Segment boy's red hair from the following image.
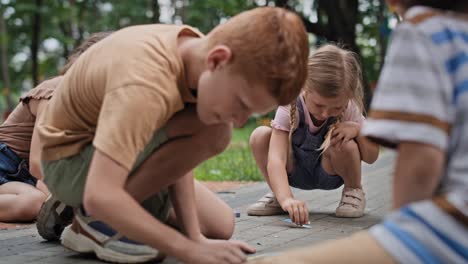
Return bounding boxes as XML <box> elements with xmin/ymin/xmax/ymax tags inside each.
<box><xmin>206</xmin><ymin>7</ymin><xmax>310</xmax><ymax>105</ymax></box>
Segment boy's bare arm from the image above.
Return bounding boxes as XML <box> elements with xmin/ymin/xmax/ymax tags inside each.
<box><xmin>393</xmin><ymin>142</ymin><xmax>445</xmax><ymax>209</ymax></box>
<box><xmin>83</xmin><ymin>149</ymin><xmax>194</xmax><ymax>258</ymax></box>
<box><xmin>169</xmin><ymin>171</ymin><xmax>203</xmax><ymax>241</ymax></box>
<box><xmin>84</xmin><ymin>149</ymin><xmax>255</xmax><ymax>263</ymax></box>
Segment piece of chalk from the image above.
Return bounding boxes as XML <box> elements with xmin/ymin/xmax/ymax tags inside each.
<box><xmin>282</xmin><ymin>218</ymin><xmax>311</xmax><ymax>228</ymax></box>
<box><xmin>235</xmin><ymin>212</ymin><xmax>241</xmax><ymax>218</ymax></box>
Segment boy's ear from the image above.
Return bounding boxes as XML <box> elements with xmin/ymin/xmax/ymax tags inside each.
<box><xmin>206</xmin><ymin>45</ymin><xmax>232</xmax><ymax>71</ymax></box>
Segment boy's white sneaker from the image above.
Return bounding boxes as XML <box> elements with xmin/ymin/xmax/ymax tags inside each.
<box><xmin>62</xmin><ymin>209</ymin><xmax>165</xmax><ymax>263</ymax></box>
<box><xmin>335</xmin><ymin>188</ymin><xmax>366</xmax><ymax>218</ymax></box>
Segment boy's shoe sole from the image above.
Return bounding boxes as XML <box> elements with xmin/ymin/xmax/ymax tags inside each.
<box><xmin>36</xmin><ymin>195</ymin><xmax>74</xmax><ymax>241</ymax></box>
<box><xmin>62</xmin><ymin>217</ymin><xmax>165</xmax><ymax>263</ymax></box>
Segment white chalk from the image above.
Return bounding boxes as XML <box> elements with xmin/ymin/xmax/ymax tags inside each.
<box><xmin>282</xmin><ymin>218</ymin><xmax>311</xmax><ymax>228</ymax></box>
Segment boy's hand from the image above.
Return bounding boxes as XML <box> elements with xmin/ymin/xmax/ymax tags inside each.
<box><xmin>182</xmin><ymin>239</ymin><xmax>256</xmax><ymax>264</ymax></box>
<box><xmin>331</xmin><ymin>121</ymin><xmax>360</xmax><ymax>147</ymax></box>
<box><xmin>280</xmin><ymin>198</ymin><xmax>309</xmax><ymax>225</ymax></box>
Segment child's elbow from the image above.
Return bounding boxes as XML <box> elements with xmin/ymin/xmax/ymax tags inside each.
<box><xmin>364</xmin><ymin>147</ymin><xmax>379</xmax><ymax>164</ymax></box>
<box><xmin>83</xmin><ymin>190</ymin><xmax>106</xmax><ymax>217</ymax></box>
<box><xmin>29</xmin><ymin>160</ymin><xmax>43</xmax><ymax>180</ymax></box>
<box><xmin>365</xmin><ymin>153</ymin><xmax>379</xmax><ymax>164</ymax></box>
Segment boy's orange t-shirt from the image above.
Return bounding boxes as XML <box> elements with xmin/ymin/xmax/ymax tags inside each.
<box><xmin>38</xmin><ymin>25</ymin><xmax>202</xmax><ymax>171</ymax></box>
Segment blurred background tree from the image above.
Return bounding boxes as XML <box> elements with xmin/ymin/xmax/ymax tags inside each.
<box><xmin>0</xmin><ymin>0</ymin><xmax>395</xmax><ymax>180</ymax></box>
<box><xmin>0</xmin><ymin>0</ymin><xmax>395</xmax><ymax>113</ymax></box>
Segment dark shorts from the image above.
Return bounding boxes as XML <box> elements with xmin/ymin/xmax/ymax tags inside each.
<box><xmin>0</xmin><ymin>143</ymin><xmax>37</xmax><ymax>187</ymax></box>
<box><xmin>42</xmin><ymin>128</ymin><xmax>171</xmax><ymax>222</ymax></box>
<box><xmin>288</xmin><ymin>160</ymin><xmax>344</xmax><ymax>191</ymax></box>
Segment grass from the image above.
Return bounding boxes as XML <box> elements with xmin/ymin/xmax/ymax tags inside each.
<box><xmin>194</xmin><ymin>120</ymin><xmax>265</xmax><ymax>182</ymax></box>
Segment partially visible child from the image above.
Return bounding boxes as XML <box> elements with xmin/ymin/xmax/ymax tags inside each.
<box><xmin>0</xmin><ymin>32</ymin><xmax>111</xmax><ymax>223</ymax></box>
<box><xmin>36</xmin><ymin>7</ymin><xmax>310</xmax><ymax>264</ymax></box>
<box><xmin>247</xmin><ymin>44</ymin><xmax>379</xmax><ymax>224</ymax></box>
<box><xmin>249</xmin><ymin>0</ymin><xmax>468</xmax><ymax>263</ymax></box>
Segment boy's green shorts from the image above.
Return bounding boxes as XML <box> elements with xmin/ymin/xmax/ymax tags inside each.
<box><xmin>42</xmin><ymin>128</ymin><xmax>171</xmax><ymax>222</ymax></box>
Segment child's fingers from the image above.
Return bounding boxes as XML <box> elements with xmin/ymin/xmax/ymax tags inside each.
<box><xmin>340</xmin><ymin>135</ymin><xmax>353</xmax><ymax>148</ymax></box>
<box><xmin>332</xmin><ymin>129</ymin><xmax>339</xmax><ymax>137</ymax></box>
<box><xmin>300</xmin><ymin>205</ymin><xmax>308</xmax><ymax>225</ymax></box>
<box><xmin>339</xmin><ymin>138</ymin><xmax>345</xmax><ymax>149</ymax></box>
<box><xmin>226</xmin><ymin>248</ymin><xmax>246</xmax><ymax>263</ymax></box>
<box><xmin>331</xmin><ymin>136</ymin><xmax>340</xmax><ymax>146</ymax></box>
<box><xmin>287</xmin><ymin>207</ymin><xmax>295</xmax><ymax>223</ymax></box>
<box><xmin>332</xmin><ymin>133</ymin><xmax>344</xmax><ymax>146</ymax></box>
<box><xmin>293</xmin><ymin>205</ymin><xmax>301</xmax><ymax>225</ymax></box>
<box><xmin>232</xmin><ymin>240</ymin><xmax>256</xmax><ymax>254</ymax></box>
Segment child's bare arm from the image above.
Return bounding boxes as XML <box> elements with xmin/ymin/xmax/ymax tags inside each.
<box><xmin>268</xmin><ymin>128</ymin><xmax>309</xmax><ymax>225</ymax></box>
<box><xmin>83</xmin><ymin>149</ymin><xmax>254</xmax><ymax>263</ymax></box>
<box><xmin>393</xmin><ymin>142</ymin><xmax>445</xmax><ymax>209</ymax></box>
<box><xmin>355</xmin><ymin>136</ymin><xmax>379</xmax><ymax>164</ymax></box>
<box><xmin>267</xmin><ymin>128</ymin><xmax>294</xmax><ymax>203</ymax></box>
<box><xmin>169</xmin><ymin>171</ymin><xmax>203</xmax><ymax>241</ymax></box>
<box><xmin>83</xmin><ymin>149</ymin><xmax>194</xmax><ymax>259</ymax></box>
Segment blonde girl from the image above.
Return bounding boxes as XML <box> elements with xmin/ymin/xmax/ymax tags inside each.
<box><xmin>247</xmin><ymin>44</ymin><xmax>379</xmax><ymax>225</ymax></box>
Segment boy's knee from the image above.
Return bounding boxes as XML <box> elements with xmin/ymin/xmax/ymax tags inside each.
<box><xmin>249</xmin><ymin>126</ymin><xmax>271</xmax><ymax>148</ymax></box>
<box><xmin>216</xmin><ymin>219</ymin><xmax>235</xmax><ymax>240</ymax></box>
<box><xmin>205</xmin><ymin>208</ymin><xmax>235</xmax><ymax>240</ymax></box>
<box><xmin>200</xmin><ymin>123</ymin><xmax>232</xmax><ymax>155</ymax></box>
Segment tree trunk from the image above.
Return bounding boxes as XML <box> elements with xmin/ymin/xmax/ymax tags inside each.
<box><xmin>377</xmin><ymin>0</ymin><xmax>388</xmax><ymax>71</ymax></box>
<box><xmin>274</xmin><ymin>0</ymin><xmax>289</xmax><ymax>7</ymax></box>
<box><xmin>151</xmin><ymin>0</ymin><xmax>160</xmax><ymax>23</ymax></box>
<box><xmin>0</xmin><ymin>11</ymin><xmax>14</xmax><ymax>113</ymax></box>
<box><xmin>31</xmin><ymin>0</ymin><xmax>43</xmax><ymax>86</ymax></box>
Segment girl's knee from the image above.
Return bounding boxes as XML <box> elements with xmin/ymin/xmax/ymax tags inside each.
<box><xmin>328</xmin><ymin>140</ymin><xmax>359</xmax><ymax>157</ymax></box>
<box><xmin>340</xmin><ymin>140</ymin><xmax>359</xmax><ymax>155</ymax></box>
<box><xmin>249</xmin><ymin>126</ymin><xmax>271</xmax><ymax>148</ymax></box>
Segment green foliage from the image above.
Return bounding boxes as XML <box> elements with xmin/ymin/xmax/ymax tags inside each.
<box><xmin>184</xmin><ymin>0</ymin><xmax>255</xmax><ymax>33</ymax></box>
<box><xmin>0</xmin><ymin>0</ymin><xmax>392</xmax><ymax>101</ymax></box>
<box><xmin>356</xmin><ymin>0</ymin><xmax>390</xmax><ymax>83</ymax></box>
<box><xmin>195</xmin><ymin>121</ymin><xmax>263</xmax><ymax>181</ymax></box>
<box><xmin>0</xmin><ymin>1</ymin><xmax>392</xmax><ymax>180</ymax></box>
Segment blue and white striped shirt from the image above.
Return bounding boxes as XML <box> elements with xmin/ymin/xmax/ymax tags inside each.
<box><xmin>363</xmin><ymin>6</ymin><xmax>468</xmax><ymax>264</ymax></box>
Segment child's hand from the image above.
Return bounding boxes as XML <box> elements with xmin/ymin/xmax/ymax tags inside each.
<box><xmin>280</xmin><ymin>198</ymin><xmax>309</xmax><ymax>225</ymax></box>
<box><xmin>331</xmin><ymin>121</ymin><xmax>360</xmax><ymax>147</ymax></box>
<box><xmin>183</xmin><ymin>238</ymin><xmax>256</xmax><ymax>264</ymax></box>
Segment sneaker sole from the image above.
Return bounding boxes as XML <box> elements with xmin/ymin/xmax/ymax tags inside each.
<box><xmin>62</xmin><ymin>226</ymin><xmax>159</xmax><ymax>264</ymax></box>
<box><xmin>36</xmin><ymin>195</ymin><xmax>74</xmax><ymax>241</ymax></box>
<box><xmin>247</xmin><ymin>208</ymin><xmax>287</xmax><ymax>216</ymax></box>
<box><xmin>335</xmin><ymin>210</ymin><xmax>365</xmax><ymax>218</ymax></box>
